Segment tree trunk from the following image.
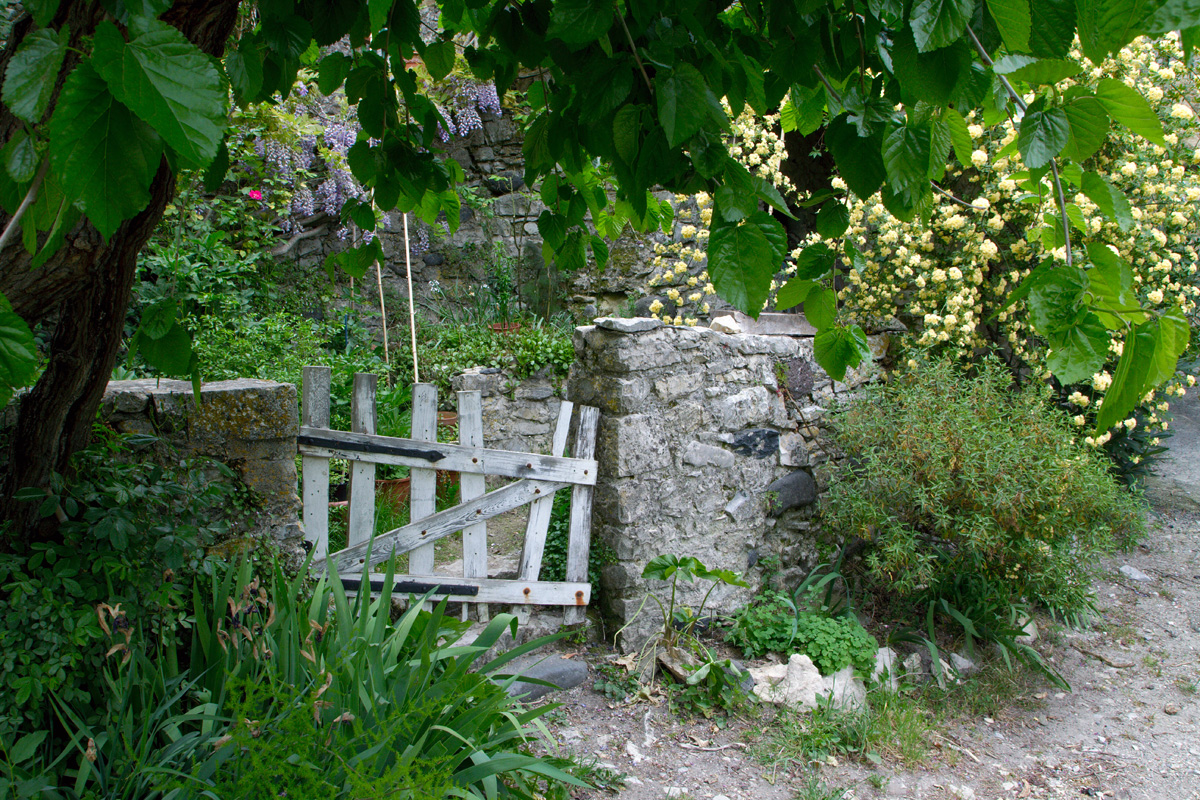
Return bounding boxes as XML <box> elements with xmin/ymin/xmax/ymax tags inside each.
<box><xmin>0</xmin><ymin>0</ymin><xmax>240</xmax><ymax>544</ymax></box>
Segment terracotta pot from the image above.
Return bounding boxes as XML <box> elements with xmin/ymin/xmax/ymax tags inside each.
<box><xmin>375</xmin><ymin>477</ymin><xmax>411</xmax><ymax>506</ymax></box>
<box><xmin>437</xmin><ymin>411</ymin><xmax>458</xmax><ymax>428</ymax></box>
<box><xmin>489</xmin><ymin>322</ymin><xmax>521</xmax><ymax>333</ymax></box>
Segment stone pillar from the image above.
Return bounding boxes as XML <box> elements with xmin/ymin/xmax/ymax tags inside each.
<box><xmin>566</xmin><ymin>317</ymin><xmax>885</xmax><ymax>647</ymax></box>
<box><xmin>101</xmin><ymin>378</ymin><xmax>303</xmax><ymax>564</ymax></box>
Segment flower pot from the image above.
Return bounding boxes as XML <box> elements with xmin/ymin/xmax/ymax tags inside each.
<box><xmin>375</xmin><ymin>477</ymin><xmax>412</xmax><ymax>507</ymax></box>
<box><xmin>437</xmin><ymin>411</ymin><xmax>458</xmax><ymax>428</ymax></box>
<box><xmin>489</xmin><ymin>322</ymin><xmax>521</xmax><ymax>333</ymax></box>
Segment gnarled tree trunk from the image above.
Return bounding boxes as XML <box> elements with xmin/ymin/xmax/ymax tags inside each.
<box><xmin>0</xmin><ymin>0</ymin><xmax>241</xmax><ymax>545</ymax></box>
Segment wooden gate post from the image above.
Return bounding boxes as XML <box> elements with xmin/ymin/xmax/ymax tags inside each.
<box><xmin>564</xmin><ymin>405</ymin><xmax>599</xmax><ymax>625</ymax></box>
<box><xmin>408</xmin><ymin>384</ymin><xmax>438</xmax><ymax>575</ymax></box>
<box><xmin>301</xmin><ymin>366</ymin><xmax>332</xmax><ymax>559</ymax></box>
<box><xmin>347</xmin><ymin>373</ymin><xmax>378</xmax><ymax>549</ymax></box>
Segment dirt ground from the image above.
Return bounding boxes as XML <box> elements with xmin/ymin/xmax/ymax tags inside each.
<box><xmin>536</xmin><ymin>394</ymin><xmax>1200</xmax><ymax>800</ymax></box>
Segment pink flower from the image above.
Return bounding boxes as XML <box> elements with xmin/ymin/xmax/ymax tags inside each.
<box><xmin>248</xmin><ymin>190</ymin><xmax>263</xmax><ymax>200</ymax></box>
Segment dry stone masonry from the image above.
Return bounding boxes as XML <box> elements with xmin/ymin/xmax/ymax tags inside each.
<box><xmin>101</xmin><ymin>379</ymin><xmax>304</xmax><ymax>563</ymax></box>
<box><xmin>566</xmin><ymin>316</ymin><xmax>888</xmax><ymax>646</ymax></box>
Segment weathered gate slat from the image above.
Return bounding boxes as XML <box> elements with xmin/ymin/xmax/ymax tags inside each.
<box><xmin>339</xmin><ymin>573</ymin><xmax>590</xmax><ymax>606</ymax></box>
<box><xmin>301</xmin><ymin>366</ymin><xmax>331</xmax><ymax>555</ymax></box>
<box><xmin>457</xmin><ymin>390</ymin><xmax>489</xmax><ymax>621</ymax></box>
<box><xmin>408</xmin><ymin>384</ymin><xmax>438</xmax><ymax>576</ymax></box>
<box><xmin>563</xmin><ymin>405</ymin><xmax>600</xmax><ymax>626</ymax></box>
<box><xmin>319</xmin><ymin>478</ymin><xmax>569</xmax><ymax>573</ymax></box>
<box><xmin>347</xmin><ymin>374</ymin><xmax>377</xmax><ymax>548</ymax></box>
<box><xmin>519</xmin><ymin>401</ymin><xmax>574</xmax><ymax>581</ymax></box>
<box><xmin>297</xmin><ymin>428</ymin><xmax>597</xmax><ymax>485</ymax></box>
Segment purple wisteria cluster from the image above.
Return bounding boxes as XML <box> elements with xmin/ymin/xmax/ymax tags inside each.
<box><xmin>433</xmin><ymin>78</ymin><xmax>502</xmax><ymax>141</ymax></box>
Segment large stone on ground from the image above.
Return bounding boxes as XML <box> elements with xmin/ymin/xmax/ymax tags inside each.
<box><xmin>748</xmin><ymin>653</ymin><xmax>866</xmax><ymax>711</ymax></box>
<box><xmin>500</xmin><ymin>653</ymin><xmax>589</xmax><ymax>701</ymax></box>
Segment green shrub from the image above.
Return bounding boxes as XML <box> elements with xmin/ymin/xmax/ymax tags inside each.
<box><xmin>726</xmin><ymin>591</ymin><xmax>878</xmax><ymax>676</ymax></box>
<box><xmin>540</xmin><ymin>491</ymin><xmax>615</xmax><ymax>589</ymax></box>
<box><xmin>1</xmin><ymin>429</ymin><xmax>248</xmax><ymax>739</ymax></box>
<box><xmin>823</xmin><ymin>353</ymin><xmax>1145</xmax><ymax>619</ymax></box>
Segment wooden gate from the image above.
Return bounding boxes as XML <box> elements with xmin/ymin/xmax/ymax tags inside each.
<box><xmin>299</xmin><ymin>366</ymin><xmax>598</xmax><ymax>624</ymax></box>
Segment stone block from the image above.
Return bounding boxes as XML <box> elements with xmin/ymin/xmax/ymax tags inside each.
<box><xmin>729</xmin><ymin>311</ymin><xmax>818</xmax><ymax>337</ymax></box>
<box><xmin>779</xmin><ymin>433</ymin><xmax>810</xmax><ymax>467</ymax></box>
<box><xmin>682</xmin><ymin>441</ymin><xmax>735</xmax><ymax>469</ymax></box>
<box><xmin>714</xmin><ymin>386</ymin><xmax>771</xmax><ymax>430</ymax></box>
<box><xmin>653</xmin><ymin>371</ymin><xmax>705</xmax><ymax>400</ymax></box>
<box><xmin>600</xmin><ymin>415</ymin><xmax>670</xmax><ymax>478</ymax></box>
<box><xmin>766</xmin><ymin>471</ymin><xmax>817</xmax><ymax>515</ymax></box>
<box><xmin>594</xmin><ymin>316</ymin><xmax>663</xmax><ymax>333</ymax></box>
<box><xmin>730</xmin><ymin>428</ymin><xmax>780</xmax><ymax>458</ymax></box>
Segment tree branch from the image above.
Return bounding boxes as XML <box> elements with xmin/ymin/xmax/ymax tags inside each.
<box><xmin>0</xmin><ymin>157</ymin><xmax>49</xmax><ymax>254</ymax></box>
<box><xmin>272</xmin><ymin>223</ymin><xmax>330</xmax><ymax>256</ymax></box>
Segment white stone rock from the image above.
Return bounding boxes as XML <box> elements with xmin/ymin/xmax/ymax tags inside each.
<box><xmin>663</xmin><ymin>788</ymin><xmax>688</xmax><ymax>798</ymax></box>
<box><xmin>625</xmin><ymin>741</ymin><xmax>644</xmax><ymax>764</ymax></box>
<box><xmin>595</xmin><ymin>316</ymin><xmax>663</xmax><ymax>333</ymax></box>
<box><xmin>948</xmin><ymin>785</ymin><xmax>976</xmax><ymax>800</ymax></box>
<box><xmin>783</xmin><ymin>653</ymin><xmax>827</xmax><ymax>708</ymax></box>
<box><xmin>1016</xmin><ymin>616</ymin><xmax>1038</xmax><ymax>645</ymax></box>
<box><xmin>824</xmin><ymin>665</ymin><xmax>867</xmax><ymax>711</ymax></box>
<box><xmin>949</xmin><ymin>652</ymin><xmax>979</xmax><ymax>677</ymax></box>
<box><xmin>872</xmin><ymin>647</ymin><xmax>900</xmax><ymax>692</ymax></box>
<box><xmin>710</xmin><ymin>315</ymin><xmax>742</xmax><ymax>334</ymax></box>
<box><xmin>1119</xmin><ymin>564</ymin><xmax>1153</xmax><ymax>582</ymax></box>
<box><xmin>902</xmin><ymin>652</ymin><xmax>926</xmax><ymax>682</ymax></box>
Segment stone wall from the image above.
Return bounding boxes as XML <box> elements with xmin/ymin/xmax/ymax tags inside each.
<box><xmin>101</xmin><ymin>379</ymin><xmax>304</xmax><ymax>564</ymax></box>
<box><xmin>566</xmin><ymin>316</ymin><xmax>888</xmax><ymax>646</ymax></box>
<box><xmin>451</xmin><ymin>367</ymin><xmax>565</xmax><ymax>455</ymax></box>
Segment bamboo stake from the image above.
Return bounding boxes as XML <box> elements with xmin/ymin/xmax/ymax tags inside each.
<box><xmin>374</xmin><ymin>258</ymin><xmax>390</xmax><ymax>371</ymax></box>
<box><xmin>402</xmin><ymin>212</ymin><xmax>420</xmax><ymax>384</ymax></box>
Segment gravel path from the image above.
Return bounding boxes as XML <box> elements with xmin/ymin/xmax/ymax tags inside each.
<box><xmin>541</xmin><ymin>393</ymin><xmax>1200</xmax><ymax>800</ymax></box>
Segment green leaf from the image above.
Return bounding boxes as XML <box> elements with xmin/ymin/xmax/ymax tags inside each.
<box><xmin>318</xmin><ymin>52</ymin><xmax>352</xmax><ymax>95</ymax></box>
<box><xmin>48</xmin><ymin>62</ymin><xmax>164</xmax><ymax>241</ymax></box>
<box><xmin>10</xmin><ymin>730</ymin><xmax>47</xmax><ymax>764</ymax></box>
<box><xmin>326</xmin><ymin>239</ymin><xmax>382</xmax><ymax>280</ymax></box>
<box><xmin>910</xmin><ymin>0</ymin><xmax>976</xmax><ymax>52</ymax></box>
<box><xmin>141</xmin><ymin>298</ymin><xmax>177</xmax><ymax>339</ymax></box>
<box><xmin>1086</xmin><ymin>243</ymin><xmax>1143</xmax><ymax>328</ymax></box>
<box><xmin>1046</xmin><ymin>311</ymin><xmax>1108</xmax><ymax>383</ymax></box>
<box><xmin>891</xmin><ymin>29</ymin><xmax>970</xmax><ymax>107</ymax></box>
<box><xmin>656</xmin><ymin>63</ymin><xmax>726</xmax><ymax>148</ymax></box>
<box><xmin>1080</xmin><ymin>171</ymin><xmax>1132</xmax><ymax>231</ymax></box>
<box><xmin>537</xmin><ymin>210</ymin><xmax>567</xmax><ymax>249</ymax></box>
<box><xmin>1094</xmin><ymin>78</ymin><xmax>1164</xmax><ymax>144</ymax></box>
<box><xmin>590</xmin><ymin>235</ymin><xmax>609</xmax><ymax>269</ymax></box>
<box><xmin>1027</xmin><ymin>266</ymin><xmax>1087</xmax><ymax>333</ymax></box>
<box><xmin>225</xmin><ymin>42</ymin><xmax>263</xmax><ymax>106</ymax></box>
<box><xmin>1017</xmin><ymin>99</ymin><xmax>1069</xmax><ymax>169</ymax></box>
<box><xmin>138</xmin><ymin>321</ymin><xmax>193</xmax><ymax>376</ymax></box>
<box><xmin>813</xmin><ymin>324</ymin><xmax>872</xmax><ymax>382</ymax></box>
<box><xmin>1096</xmin><ymin>311</ymin><xmax>1189</xmax><ymax>431</ymax></box>
<box><xmin>986</xmin><ymin>0</ymin><xmax>1032</xmax><ymax>50</ymax></box>
<box><xmin>789</xmin><ymin>84</ymin><xmax>827</xmax><ymax>136</ymax></box>
<box><xmin>423</xmin><ymin>40</ymin><xmax>456</xmax><ymax>82</ymax></box>
<box><xmin>826</xmin><ymin>115</ymin><xmax>887</xmax><ymax>199</ymax></box>
<box><xmin>1028</xmin><ymin>0</ymin><xmax>1077</xmax><ymax>57</ymax></box>
<box><xmin>815</xmin><ymin>200</ymin><xmax>850</xmax><ymax>238</ymax></box>
<box><xmin>1076</xmin><ymin>0</ymin><xmax>1158</xmax><ymax>63</ymax></box>
<box><xmin>203</xmin><ymin>139</ymin><xmax>229</xmax><ymax>192</ymax></box>
<box><xmin>1061</xmin><ymin>96</ymin><xmax>1110</xmax><ymax>162</ymax></box>
<box><xmin>708</xmin><ymin>211</ymin><xmax>786</xmax><ymax>317</ymax></box>
<box><xmin>3</xmin><ymin>130</ymin><xmax>39</xmax><ymax>183</ymax></box>
<box><xmin>1008</xmin><ymin>59</ymin><xmax>1080</xmax><ymax>84</ymax></box>
<box><xmin>883</xmin><ymin>121</ymin><xmax>932</xmax><ymax>189</ymax></box>
<box><xmin>3</xmin><ymin>27</ymin><xmax>67</xmax><ymax>124</ymax></box>
<box><xmin>776</xmin><ymin>279</ymin><xmax>817</xmax><ymax>311</ymax></box>
<box><xmin>612</xmin><ymin>104</ymin><xmax>641</xmax><ymax>165</ymax></box>
<box><xmin>546</xmin><ymin>0</ymin><xmax>614</xmax><ymax>45</ymax></box>
<box><xmin>25</xmin><ymin>0</ymin><xmax>60</xmax><ymax>27</ymax></box>
<box><xmin>91</xmin><ymin>19</ymin><xmax>226</xmax><ymax>168</ymax></box>
<box><xmin>943</xmin><ymin>109</ymin><xmax>974</xmax><ymax>168</ymax></box>
<box><xmin>0</xmin><ymin>294</ymin><xmax>37</xmax><ymax>390</ymax></box>
<box><xmin>805</xmin><ymin>285</ymin><xmax>837</xmax><ymax>330</ymax></box>
<box><xmin>1143</xmin><ymin>0</ymin><xmax>1200</xmax><ymax>34</ymax></box>
<box><xmin>793</xmin><ymin>242</ymin><xmax>837</xmax><ymax>280</ymax></box>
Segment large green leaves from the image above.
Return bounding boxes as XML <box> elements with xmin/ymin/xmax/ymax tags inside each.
<box><xmin>91</xmin><ymin>19</ymin><xmax>225</xmax><ymax>168</ymax></box>
<box><xmin>1076</xmin><ymin>0</ymin><xmax>1158</xmax><ymax>64</ymax></box>
<box><xmin>1096</xmin><ymin>310</ymin><xmax>1190</xmax><ymax>432</ymax></box>
<box><xmin>1080</xmin><ymin>171</ymin><xmax>1133</xmax><ymax>230</ymax></box>
<box><xmin>1094</xmin><ymin>78</ymin><xmax>1164</xmax><ymax>144</ymax></box>
<box><xmin>883</xmin><ymin>121</ymin><xmax>933</xmax><ymax>189</ymax></box>
<box><xmin>814</xmin><ymin>324</ymin><xmax>873</xmax><ymax>382</ymax></box>
<box><xmin>3</xmin><ymin>27</ymin><xmax>67</xmax><ymax>124</ymax></box>
<box><xmin>48</xmin><ymin>62</ymin><xmax>163</xmax><ymax>241</ymax></box>
<box><xmin>546</xmin><ymin>0</ymin><xmax>614</xmax><ymax>44</ymax></box>
<box><xmin>1062</xmin><ymin>96</ymin><xmax>1110</xmax><ymax>161</ymax></box>
<box><xmin>656</xmin><ymin>64</ymin><xmax>727</xmax><ymax>148</ymax></box>
<box><xmin>708</xmin><ymin>211</ymin><xmax>787</xmax><ymax>316</ymax></box>
<box><xmin>910</xmin><ymin>0</ymin><xmax>976</xmax><ymax>51</ymax></box>
<box><xmin>1017</xmin><ymin>99</ymin><xmax>1069</xmax><ymax>169</ymax></box>
<box><xmin>1046</xmin><ymin>311</ymin><xmax>1108</xmax><ymax>383</ymax></box>
<box><xmin>0</xmin><ymin>293</ymin><xmax>37</xmax><ymax>405</ymax></box>
<box><xmin>987</xmin><ymin>0</ymin><xmax>1032</xmax><ymax>50</ymax></box>
<box><xmin>826</xmin><ymin>115</ymin><xmax>886</xmax><ymax>199</ymax></box>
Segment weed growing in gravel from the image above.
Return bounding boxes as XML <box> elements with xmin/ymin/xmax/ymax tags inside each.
<box><xmin>750</xmin><ymin>688</ymin><xmax>933</xmax><ymax>773</ymax></box>
<box><xmin>792</xmin><ymin>774</ymin><xmax>848</xmax><ymax>800</ymax></box>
